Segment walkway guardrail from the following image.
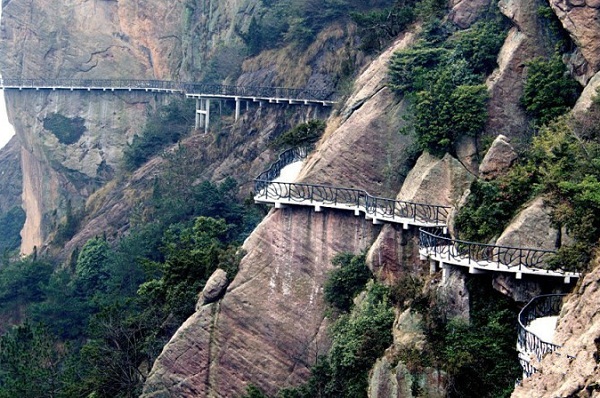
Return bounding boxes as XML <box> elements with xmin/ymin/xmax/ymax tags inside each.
<box><xmin>517</xmin><ymin>294</ymin><xmax>574</xmax><ymax>378</ymax></box>
<box><xmin>419</xmin><ymin>229</ymin><xmax>556</xmax><ymax>271</ymax></box>
<box><xmin>253</xmin><ymin>147</ymin><xmax>451</xmax><ymax>227</ymax></box>
<box><xmin>517</xmin><ymin>294</ymin><xmax>564</xmax><ymax>363</ymax></box>
<box><xmin>0</xmin><ymin>78</ymin><xmax>336</xmax><ymax>102</ymax></box>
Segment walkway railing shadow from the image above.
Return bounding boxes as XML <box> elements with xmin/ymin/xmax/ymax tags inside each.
<box><xmin>253</xmin><ymin>147</ymin><xmax>451</xmax><ymax>227</ymax></box>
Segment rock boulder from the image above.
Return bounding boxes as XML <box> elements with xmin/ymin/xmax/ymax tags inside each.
<box><xmin>479</xmin><ymin>134</ymin><xmax>518</xmax><ymax>180</ymax></box>
<box><xmin>199</xmin><ymin>268</ymin><xmax>228</xmax><ymax>307</ymax></box>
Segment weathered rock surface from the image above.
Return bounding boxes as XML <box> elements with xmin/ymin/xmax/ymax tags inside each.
<box><xmin>0</xmin><ymin>137</ymin><xmax>22</xmax><ymax>213</ymax></box>
<box><xmin>495</xmin><ymin>196</ymin><xmax>561</xmax><ymax>250</ymax></box>
<box><xmin>479</xmin><ymin>134</ymin><xmax>518</xmax><ymax>180</ymax></box>
<box><xmin>550</xmin><ymin>0</ymin><xmax>600</xmax><ymax>82</ymax></box>
<box><xmin>142</xmin><ymin>207</ymin><xmax>380</xmax><ymax>397</ymax></box>
<box><xmin>512</xmin><ymin>254</ymin><xmax>600</xmax><ymax>397</ymax></box>
<box><xmin>367</xmin><ymin>225</ymin><xmax>421</xmax><ymax>283</ymax></box>
<box><xmin>573</xmin><ymin>70</ymin><xmax>600</xmax><ymax>113</ymax></box>
<box><xmin>449</xmin><ymin>0</ymin><xmax>492</xmax><ymax>28</ymax></box>
<box><xmin>199</xmin><ymin>269</ymin><xmax>228</xmax><ymax>306</ymax></box>
<box><xmin>394</xmin><ymin>309</ymin><xmax>427</xmax><ymax>351</ymax></box>
<box><xmin>487</xmin><ymin>0</ymin><xmax>557</xmax><ymax>142</ymax></box>
<box><xmin>368</xmin><ymin>357</ymin><xmax>446</xmax><ymax>398</ymax></box>
<box><xmin>299</xmin><ymin>33</ymin><xmax>416</xmax><ymax>198</ymax></box>
<box><xmin>398</xmin><ymin>152</ymin><xmax>475</xmax><ymax>208</ymax></box>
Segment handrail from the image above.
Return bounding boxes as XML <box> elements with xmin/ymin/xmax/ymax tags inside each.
<box><xmin>0</xmin><ymin>78</ymin><xmax>336</xmax><ymax>102</ymax></box>
<box><xmin>517</xmin><ymin>294</ymin><xmax>564</xmax><ymax>363</ymax></box>
<box><xmin>419</xmin><ymin>229</ymin><xmax>558</xmax><ymax>271</ymax></box>
<box><xmin>253</xmin><ymin>147</ymin><xmax>452</xmax><ymax>226</ymax></box>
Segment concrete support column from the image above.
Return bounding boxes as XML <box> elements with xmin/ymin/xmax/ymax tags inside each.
<box><xmin>235</xmin><ymin>97</ymin><xmax>241</xmax><ymax>121</ymax></box>
<box><xmin>429</xmin><ymin>259</ymin><xmax>437</xmax><ymax>275</ymax></box>
<box><xmin>441</xmin><ymin>263</ymin><xmax>449</xmax><ymax>283</ymax></box>
<box><xmin>195</xmin><ymin>98</ymin><xmax>211</xmax><ymax>133</ymax></box>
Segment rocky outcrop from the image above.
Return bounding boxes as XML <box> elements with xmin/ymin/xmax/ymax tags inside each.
<box><xmin>397</xmin><ymin>152</ymin><xmax>475</xmax><ymax>208</ymax></box>
<box><xmin>142</xmin><ymin>207</ymin><xmax>380</xmax><ymax>397</ymax></box>
<box><xmin>512</xmin><ymin>254</ymin><xmax>600</xmax><ymax>397</ymax></box>
<box><xmin>486</xmin><ymin>0</ymin><xmax>558</xmax><ymax>142</ymax></box>
<box><xmin>550</xmin><ymin>0</ymin><xmax>600</xmax><ymax>82</ymax></box>
<box><xmin>573</xmin><ymin>70</ymin><xmax>600</xmax><ymax>112</ymax></box>
<box><xmin>449</xmin><ymin>0</ymin><xmax>492</xmax><ymax>28</ymax></box>
<box><xmin>368</xmin><ymin>357</ymin><xmax>446</xmax><ymax>398</ymax></box>
<box><xmin>298</xmin><ymin>33</ymin><xmax>416</xmax><ymax>198</ymax></box>
<box><xmin>479</xmin><ymin>134</ymin><xmax>518</xmax><ymax>180</ymax></box>
<box><xmin>199</xmin><ymin>268</ymin><xmax>228</xmax><ymax>306</ymax></box>
<box><xmin>367</xmin><ymin>225</ymin><xmax>421</xmax><ymax>283</ymax></box>
<box><xmin>495</xmin><ymin>196</ymin><xmax>562</xmax><ymax>250</ymax></box>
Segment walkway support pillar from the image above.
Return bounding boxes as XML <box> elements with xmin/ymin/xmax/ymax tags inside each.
<box><xmin>195</xmin><ymin>97</ymin><xmax>211</xmax><ymax>133</ymax></box>
<box><xmin>235</xmin><ymin>97</ymin><xmax>241</xmax><ymax>121</ymax></box>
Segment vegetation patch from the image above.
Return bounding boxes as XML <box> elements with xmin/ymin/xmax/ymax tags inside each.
<box><xmin>270</xmin><ymin>120</ymin><xmax>326</xmax><ymax>150</ymax></box>
<box><xmin>43</xmin><ymin>113</ymin><xmax>86</xmax><ymax>145</ymax></box>
<box><xmin>389</xmin><ymin>16</ymin><xmax>508</xmax><ymax>155</ymax></box>
<box><xmin>0</xmin><ymin>206</ymin><xmax>25</xmax><ymax>259</ymax></box>
<box><xmin>123</xmin><ymin>99</ymin><xmax>194</xmax><ymax>171</ymax></box>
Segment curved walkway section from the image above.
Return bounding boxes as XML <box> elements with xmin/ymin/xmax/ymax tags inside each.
<box><xmin>0</xmin><ymin>78</ymin><xmax>336</xmax><ymax>105</ymax></box>
<box><xmin>517</xmin><ymin>294</ymin><xmax>572</xmax><ymax>378</ymax></box>
<box><xmin>419</xmin><ymin>229</ymin><xmax>580</xmax><ymax>283</ymax></box>
<box><xmin>253</xmin><ymin>147</ymin><xmax>451</xmax><ymax>228</ymax></box>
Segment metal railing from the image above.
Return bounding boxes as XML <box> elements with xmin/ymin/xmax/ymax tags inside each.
<box><xmin>517</xmin><ymin>294</ymin><xmax>564</xmax><ymax>363</ymax></box>
<box><xmin>0</xmin><ymin>78</ymin><xmax>336</xmax><ymax>102</ymax></box>
<box><xmin>253</xmin><ymin>147</ymin><xmax>451</xmax><ymax>226</ymax></box>
<box><xmin>419</xmin><ymin>229</ymin><xmax>557</xmax><ymax>271</ymax></box>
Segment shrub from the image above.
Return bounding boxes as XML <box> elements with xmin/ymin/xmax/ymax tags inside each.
<box><xmin>323</xmin><ymin>253</ymin><xmax>371</xmax><ymax>312</ymax></box>
<box><xmin>270</xmin><ymin>120</ymin><xmax>326</xmax><ymax>150</ymax></box>
<box><xmin>522</xmin><ymin>56</ymin><xmax>581</xmax><ymax>125</ymax></box>
<box><xmin>43</xmin><ymin>113</ymin><xmax>86</xmax><ymax>145</ymax></box>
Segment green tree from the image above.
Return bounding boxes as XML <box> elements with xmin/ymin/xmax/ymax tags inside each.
<box><xmin>323</xmin><ymin>253</ymin><xmax>371</xmax><ymax>312</ymax></box>
<box><xmin>0</xmin><ymin>322</ymin><xmax>71</xmax><ymax>398</ymax></box>
<box><xmin>522</xmin><ymin>56</ymin><xmax>581</xmax><ymax>125</ymax></box>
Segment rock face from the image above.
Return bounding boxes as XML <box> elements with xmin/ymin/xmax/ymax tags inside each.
<box><xmin>512</xmin><ymin>255</ymin><xmax>600</xmax><ymax>397</ymax></box>
<box><xmin>550</xmin><ymin>0</ymin><xmax>600</xmax><ymax>82</ymax></box>
<box><xmin>449</xmin><ymin>0</ymin><xmax>492</xmax><ymax>28</ymax></box>
<box><xmin>142</xmin><ymin>207</ymin><xmax>380</xmax><ymax>397</ymax></box>
<box><xmin>368</xmin><ymin>357</ymin><xmax>446</xmax><ymax>398</ymax></box>
<box><xmin>299</xmin><ymin>33</ymin><xmax>416</xmax><ymax>198</ymax></box>
<box><xmin>495</xmin><ymin>196</ymin><xmax>561</xmax><ymax>250</ymax></box>
<box><xmin>199</xmin><ymin>269</ymin><xmax>228</xmax><ymax>306</ymax></box>
<box><xmin>479</xmin><ymin>134</ymin><xmax>518</xmax><ymax>180</ymax></box>
<box><xmin>486</xmin><ymin>0</ymin><xmax>556</xmax><ymax>142</ymax></box>
<box><xmin>397</xmin><ymin>152</ymin><xmax>475</xmax><ymax>208</ymax></box>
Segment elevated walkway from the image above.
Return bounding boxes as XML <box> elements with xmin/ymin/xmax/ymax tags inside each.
<box><xmin>419</xmin><ymin>229</ymin><xmax>579</xmax><ymax>283</ymax></box>
<box><xmin>0</xmin><ymin>78</ymin><xmax>336</xmax><ymax>132</ymax></box>
<box><xmin>517</xmin><ymin>294</ymin><xmax>574</xmax><ymax>379</ymax></box>
<box><xmin>253</xmin><ymin>147</ymin><xmax>451</xmax><ymax>228</ymax></box>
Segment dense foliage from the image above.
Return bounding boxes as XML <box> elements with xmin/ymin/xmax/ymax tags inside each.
<box><xmin>43</xmin><ymin>113</ymin><xmax>87</xmax><ymax>145</ymax></box>
<box><xmin>389</xmin><ymin>17</ymin><xmax>508</xmax><ymax>155</ymax></box>
<box><xmin>123</xmin><ymin>99</ymin><xmax>194</xmax><ymax>171</ymax></box>
<box><xmin>270</xmin><ymin>120</ymin><xmax>326</xmax><ymax>150</ymax></box>
<box><xmin>280</xmin><ymin>278</ymin><xmax>394</xmax><ymax>398</ymax></box>
<box><xmin>521</xmin><ymin>56</ymin><xmax>581</xmax><ymax>125</ymax></box>
<box><xmin>323</xmin><ymin>253</ymin><xmax>371</xmax><ymax>312</ymax></box>
<box><xmin>0</xmin><ymin>206</ymin><xmax>25</xmax><ymax>257</ymax></box>
<box><xmin>0</xmin><ymin>147</ymin><xmax>262</xmax><ymax>397</ymax></box>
